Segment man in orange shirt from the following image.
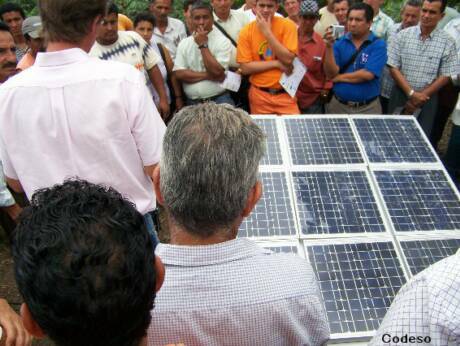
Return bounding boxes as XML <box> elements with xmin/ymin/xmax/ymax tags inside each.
<box><xmin>237</xmin><ymin>0</ymin><xmax>299</xmax><ymax>115</ymax></box>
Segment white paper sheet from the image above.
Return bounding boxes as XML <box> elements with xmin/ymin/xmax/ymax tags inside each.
<box><xmin>220</xmin><ymin>71</ymin><xmax>242</xmax><ymax>92</ymax></box>
<box><xmin>279</xmin><ymin>58</ymin><xmax>307</xmax><ymax>98</ymax></box>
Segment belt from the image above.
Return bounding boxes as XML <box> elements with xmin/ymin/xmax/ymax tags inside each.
<box><xmin>254</xmin><ymin>86</ymin><xmax>287</xmax><ymax>95</ymax></box>
<box><xmin>194</xmin><ymin>91</ymin><xmax>228</xmax><ymax>103</ymax></box>
<box><xmin>336</xmin><ymin>96</ymin><xmax>378</xmax><ymax>107</ymax></box>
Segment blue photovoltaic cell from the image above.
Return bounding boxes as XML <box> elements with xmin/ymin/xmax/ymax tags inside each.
<box><xmin>264</xmin><ymin>245</ymin><xmax>298</xmax><ymax>254</ymax></box>
<box><xmin>239</xmin><ymin>172</ymin><xmax>296</xmax><ymax>238</ymax></box>
<box><xmin>354</xmin><ymin>118</ymin><xmax>437</xmax><ymax>163</ymax></box>
<box><xmin>285</xmin><ymin>118</ymin><xmax>364</xmax><ymax>165</ymax></box>
<box><xmin>253</xmin><ymin>118</ymin><xmax>283</xmax><ymax>165</ymax></box>
<box><xmin>292</xmin><ymin>171</ymin><xmax>385</xmax><ymax>234</ymax></box>
<box><xmin>307</xmin><ymin>242</ymin><xmax>406</xmax><ymax>334</ymax></box>
<box><xmin>375</xmin><ymin>170</ymin><xmax>460</xmax><ymax>232</ymax></box>
<box><xmin>401</xmin><ymin>239</ymin><xmax>460</xmax><ymax>275</ymax></box>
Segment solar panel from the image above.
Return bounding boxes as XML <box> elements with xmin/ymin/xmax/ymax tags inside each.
<box><xmin>354</xmin><ymin>118</ymin><xmax>437</xmax><ymax>164</ymax></box>
<box><xmin>265</xmin><ymin>245</ymin><xmax>298</xmax><ymax>254</ymax></box>
<box><xmin>401</xmin><ymin>239</ymin><xmax>460</xmax><ymax>275</ymax></box>
<box><xmin>285</xmin><ymin>118</ymin><xmax>364</xmax><ymax>165</ymax></box>
<box><xmin>292</xmin><ymin>171</ymin><xmax>385</xmax><ymax>235</ymax></box>
<box><xmin>253</xmin><ymin>118</ymin><xmax>283</xmax><ymax>166</ymax></box>
<box><xmin>306</xmin><ymin>242</ymin><xmax>406</xmax><ymax>334</ymax></box>
<box><xmin>239</xmin><ymin>171</ymin><xmax>296</xmax><ymax>238</ymax></box>
<box><xmin>375</xmin><ymin>170</ymin><xmax>460</xmax><ymax>232</ymax></box>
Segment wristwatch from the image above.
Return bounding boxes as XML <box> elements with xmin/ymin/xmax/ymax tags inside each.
<box><xmin>198</xmin><ymin>43</ymin><xmax>208</xmax><ymax>49</ymax></box>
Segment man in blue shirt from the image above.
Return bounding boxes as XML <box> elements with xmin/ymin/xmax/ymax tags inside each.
<box><xmin>324</xmin><ymin>2</ymin><xmax>387</xmax><ymax>114</ymax></box>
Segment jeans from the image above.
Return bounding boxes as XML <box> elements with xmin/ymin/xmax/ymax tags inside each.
<box><xmin>144</xmin><ymin>213</ymin><xmax>159</xmax><ymax>248</ymax></box>
<box><xmin>187</xmin><ymin>92</ymin><xmax>235</xmax><ymax>106</ymax></box>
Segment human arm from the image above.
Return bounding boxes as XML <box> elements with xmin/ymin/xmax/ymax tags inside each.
<box><xmin>194</xmin><ymin>27</ymin><xmax>226</xmax><ymax>81</ymax></box>
<box><xmin>147</xmin><ymin>66</ymin><xmax>170</xmax><ymax>120</ymax></box>
<box><xmin>239</xmin><ymin>60</ymin><xmax>291</xmax><ymax>75</ymax></box>
<box><xmin>161</xmin><ymin>45</ymin><xmax>184</xmax><ymax>111</ymax></box>
<box><xmin>333</xmin><ymin>70</ymin><xmax>375</xmax><ymax>83</ymax></box>
<box><xmin>0</xmin><ymin>299</ymin><xmax>32</xmax><ymax>346</ymax></box>
<box><xmin>255</xmin><ymin>13</ymin><xmax>295</xmax><ymax>66</ymax></box>
<box><xmin>323</xmin><ymin>29</ymin><xmax>340</xmax><ymax>79</ymax></box>
<box><xmin>174</xmin><ymin>70</ymin><xmax>210</xmax><ymax>83</ymax></box>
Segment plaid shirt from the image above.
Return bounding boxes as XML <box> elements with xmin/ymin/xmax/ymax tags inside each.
<box><xmin>388</xmin><ymin>25</ymin><xmax>459</xmax><ymax>91</ymax></box>
<box><xmin>371</xmin><ymin>10</ymin><xmax>394</xmax><ymax>41</ymax></box>
<box><xmin>369</xmin><ymin>250</ymin><xmax>460</xmax><ymax>346</ymax></box>
<box><xmin>147</xmin><ymin>238</ymin><xmax>330</xmax><ymax>345</ymax></box>
<box><xmin>381</xmin><ymin>23</ymin><xmax>403</xmax><ymax>98</ymax></box>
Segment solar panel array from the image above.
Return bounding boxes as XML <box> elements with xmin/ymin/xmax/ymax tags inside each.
<box><xmin>238</xmin><ymin>115</ymin><xmax>460</xmax><ymax>342</ymax></box>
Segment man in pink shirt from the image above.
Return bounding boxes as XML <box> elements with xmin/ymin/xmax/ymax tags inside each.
<box><xmin>296</xmin><ymin>0</ymin><xmax>332</xmax><ymax>113</ymax></box>
<box><xmin>0</xmin><ymin>0</ymin><xmax>166</xmax><ymax>245</ymax></box>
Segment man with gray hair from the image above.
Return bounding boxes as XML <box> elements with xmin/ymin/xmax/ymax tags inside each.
<box><xmin>148</xmin><ymin>103</ymin><xmax>330</xmax><ymax>345</ymax></box>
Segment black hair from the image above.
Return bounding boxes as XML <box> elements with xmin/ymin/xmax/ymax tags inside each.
<box><xmin>183</xmin><ymin>0</ymin><xmax>197</xmax><ymax>11</ymax></box>
<box><xmin>426</xmin><ymin>0</ymin><xmax>447</xmax><ymax>13</ymax></box>
<box><xmin>0</xmin><ymin>3</ymin><xmax>26</xmax><ymax>21</ymax></box>
<box><xmin>134</xmin><ymin>12</ymin><xmax>156</xmax><ymax>28</ymax></box>
<box><xmin>12</xmin><ymin>179</ymin><xmax>156</xmax><ymax>346</ymax></box>
<box><xmin>191</xmin><ymin>1</ymin><xmax>213</xmax><ymax>14</ymax></box>
<box><xmin>107</xmin><ymin>1</ymin><xmax>119</xmax><ymax>15</ymax></box>
<box><xmin>347</xmin><ymin>2</ymin><xmax>374</xmax><ymax>22</ymax></box>
<box><xmin>0</xmin><ymin>21</ymin><xmax>11</xmax><ymax>32</ymax></box>
<box><xmin>334</xmin><ymin>0</ymin><xmax>352</xmax><ymax>5</ymax></box>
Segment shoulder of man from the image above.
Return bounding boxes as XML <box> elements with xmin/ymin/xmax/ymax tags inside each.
<box><xmin>168</xmin><ymin>16</ymin><xmax>186</xmax><ymax>31</ymax></box>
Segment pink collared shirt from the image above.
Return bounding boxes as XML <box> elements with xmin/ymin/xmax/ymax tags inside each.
<box><xmin>0</xmin><ymin>48</ymin><xmax>166</xmax><ymax>214</ymax></box>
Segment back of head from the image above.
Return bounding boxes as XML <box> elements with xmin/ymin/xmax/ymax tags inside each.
<box><xmin>12</xmin><ymin>179</ymin><xmax>156</xmax><ymax>346</ymax></box>
<box><xmin>38</xmin><ymin>0</ymin><xmax>107</xmax><ymax>44</ymax></box>
<box><xmin>160</xmin><ymin>103</ymin><xmax>265</xmax><ymax>237</ymax></box>
<box><xmin>0</xmin><ymin>2</ymin><xmax>26</xmax><ymax>20</ymax></box>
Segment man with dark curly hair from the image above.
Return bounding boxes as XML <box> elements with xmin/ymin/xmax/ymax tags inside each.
<box><xmin>12</xmin><ymin>179</ymin><xmax>165</xmax><ymax>346</ymax></box>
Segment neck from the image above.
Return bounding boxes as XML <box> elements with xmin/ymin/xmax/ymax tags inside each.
<box><xmin>374</xmin><ymin>7</ymin><xmax>380</xmax><ymax>16</ymax></box>
<box><xmin>168</xmin><ymin>217</ymin><xmax>238</xmax><ymax>246</ymax></box>
<box><xmin>13</xmin><ymin>34</ymin><xmax>25</xmax><ymax>45</ymax></box>
<box><xmin>351</xmin><ymin>32</ymin><xmax>369</xmax><ymax>45</ymax></box>
<box><xmin>420</xmin><ymin>25</ymin><xmax>435</xmax><ymax>37</ymax></box>
<box><xmin>301</xmin><ymin>29</ymin><xmax>314</xmax><ymax>38</ymax></box>
<box><xmin>47</xmin><ymin>39</ymin><xmax>92</xmax><ymax>53</ymax></box>
<box><xmin>158</xmin><ymin>17</ymin><xmax>168</xmax><ymax>28</ymax></box>
<box><xmin>215</xmin><ymin>10</ymin><xmax>230</xmax><ymax>21</ymax></box>
<box><xmin>290</xmin><ymin>14</ymin><xmax>299</xmax><ymax>24</ymax></box>
<box><xmin>327</xmin><ymin>3</ymin><xmax>334</xmax><ymax>12</ymax></box>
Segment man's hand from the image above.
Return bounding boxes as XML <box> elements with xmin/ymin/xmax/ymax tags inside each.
<box><xmin>175</xmin><ymin>97</ymin><xmax>184</xmax><ymax>112</ymax></box>
<box><xmin>193</xmin><ymin>26</ymin><xmax>209</xmax><ymax>47</ymax></box>
<box><xmin>323</xmin><ymin>27</ymin><xmax>336</xmax><ymax>48</ymax></box>
<box><xmin>402</xmin><ymin>100</ymin><xmax>418</xmax><ymax>115</ymax></box>
<box><xmin>158</xmin><ymin>98</ymin><xmax>170</xmax><ymax>121</ymax></box>
<box><xmin>4</xmin><ymin>204</ymin><xmax>22</xmax><ymax>221</ymax></box>
<box><xmin>255</xmin><ymin>12</ymin><xmax>272</xmax><ymax>38</ymax></box>
<box><xmin>276</xmin><ymin>60</ymin><xmax>293</xmax><ymax>75</ymax></box>
<box><xmin>0</xmin><ymin>299</ymin><xmax>32</xmax><ymax>346</ymax></box>
<box><xmin>409</xmin><ymin>91</ymin><xmax>429</xmax><ymax>108</ymax></box>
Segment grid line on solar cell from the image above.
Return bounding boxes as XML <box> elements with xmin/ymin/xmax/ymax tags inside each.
<box><xmin>354</xmin><ymin>118</ymin><xmax>437</xmax><ymax>163</ymax></box>
<box><xmin>265</xmin><ymin>246</ymin><xmax>298</xmax><ymax>254</ymax></box>
<box><xmin>401</xmin><ymin>239</ymin><xmax>460</xmax><ymax>275</ymax></box>
<box><xmin>253</xmin><ymin>118</ymin><xmax>283</xmax><ymax>165</ymax></box>
<box><xmin>239</xmin><ymin>172</ymin><xmax>296</xmax><ymax>238</ymax></box>
<box><xmin>285</xmin><ymin>118</ymin><xmax>364</xmax><ymax>165</ymax></box>
<box><xmin>375</xmin><ymin>170</ymin><xmax>460</xmax><ymax>232</ymax></box>
<box><xmin>292</xmin><ymin>171</ymin><xmax>385</xmax><ymax>234</ymax></box>
<box><xmin>307</xmin><ymin>242</ymin><xmax>406</xmax><ymax>334</ymax></box>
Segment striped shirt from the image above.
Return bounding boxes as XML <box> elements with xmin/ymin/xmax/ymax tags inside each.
<box><xmin>370</xmin><ymin>250</ymin><xmax>460</xmax><ymax>346</ymax></box>
<box><xmin>371</xmin><ymin>10</ymin><xmax>394</xmax><ymax>41</ymax></box>
<box><xmin>147</xmin><ymin>238</ymin><xmax>330</xmax><ymax>345</ymax></box>
<box><xmin>381</xmin><ymin>23</ymin><xmax>403</xmax><ymax>98</ymax></box>
<box><xmin>388</xmin><ymin>25</ymin><xmax>459</xmax><ymax>91</ymax></box>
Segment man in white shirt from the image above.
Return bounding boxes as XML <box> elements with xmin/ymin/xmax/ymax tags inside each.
<box><xmin>147</xmin><ymin>102</ymin><xmax>330</xmax><ymax>345</ymax></box>
<box><xmin>90</xmin><ymin>3</ymin><xmax>170</xmax><ymax>119</ymax></box>
<box><xmin>317</xmin><ymin>0</ymin><xmax>338</xmax><ymax>35</ymax></box>
<box><xmin>174</xmin><ymin>2</ymin><xmax>234</xmax><ymax>105</ymax></box>
<box><xmin>149</xmin><ymin>0</ymin><xmax>187</xmax><ymax>59</ymax></box>
<box><xmin>0</xmin><ymin>0</ymin><xmax>166</xmax><ymax>245</ymax></box>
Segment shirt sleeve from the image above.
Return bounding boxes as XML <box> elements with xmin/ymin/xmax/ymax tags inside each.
<box><xmin>130</xmin><ymin>31</ymin><xmax>160</xmax><ymax>71</ymax></box>
<box><xmin>281</xmin><ymin>20</ymin><xmax>298</xmax><ymax>54</ymax></box>
<box><xmin>387</xmin><ymin>31</ymin><xmax>402</xmax><ymax>69</ymax></box>
<box><xmin>173</xmin><ymin>40</ymin><xmax>188</xmax><ymax>71</ymax></box>
<box><xmin>363</xmin><ymin>39</ymin><xmax>387</xmax><ymax>78</ymax></box>
<box><xmin>213</xmin><ymin>35</ymin><xmax>232</xmax><ymax>69</ymax></box>
<box><xmin>237</xmin><ymin>25</ymin><xmax>253</xmax><ymax>64</ymax></box>
<box><xmin>440</xmin><ymin>38</ymin><xmax>460</xmax><ymax>77</ymax></box>
<box><xmin>124</xmin><ymin>70</ymin><xmax>166</xmax><ymax>166</ymax></box>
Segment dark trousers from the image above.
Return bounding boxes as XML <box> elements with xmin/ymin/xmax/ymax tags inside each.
<box><xmin>431</xmin><ymin>82</ymin><xmax>460</xmax><ymax>146</ymax></box>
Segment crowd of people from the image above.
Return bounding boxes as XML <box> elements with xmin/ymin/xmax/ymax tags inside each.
<box><xmin>0</xmin><ymin>0</ymin><xmax>459</xmax><ymax>345</ymax></box>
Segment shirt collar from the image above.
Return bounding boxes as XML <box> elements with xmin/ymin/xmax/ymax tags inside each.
<box><xmin>416</xmin><ymin>25</ymin><xmax>438</xmax><ymax>39</ymax></box>
<box><xmin>299</xmin><ymin>31</ymin><xmax>320</xmax><ymax>43</ymax></box>
<box><xmin>156</xmin><ymin>238</ymin><xmax>271</xmax><ymax>266</ymax></box>
<box><xmin>35</xmin><ymin>48</ymin><xmax>89</xmax><ymax>67</ymax></box>
<box><xmin>344</xmin><ymin>31</ymin><xmax>376</xmax><ymax>43</ymax></box>
<box><xmin>213</xmin><ymin>11</ymin><xmax>232</xmax><ymax>23</ymax></box>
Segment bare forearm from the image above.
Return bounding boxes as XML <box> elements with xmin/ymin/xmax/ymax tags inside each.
<box><xmin>324</xmin><ymin>46</ymin><xmax>339</xmax><ymax>79</ymax></box>
<box><xmin>6</xmin><ymin>177</ymin><xmax>23</xmax><ymax>193</ymax></box>
<box><xmin>390</xmin><ymin>67</ymin><xmax>412</xmax><ymax>95</ymax></box>
<box><xmin>170</xmin><ymin>73</ymin><xmax>183</xmax><ymax>98</ymax></box>
<box><xmin>264</xmin><ymin>31</ymin><xmax>295</xmax><ymax>65</ymax></box>
<box><xmin>201</xmin><ymin>48</ymin><xmax>225</xmax><ymax>79</ymax></box>
<box><xmin>240</xmin><ymin>61</ymin><xmax>280</xmax><ymax>75</ymax></box>
<box><xmin>423</xmin><ymin>76</ymin><xmax>449</xmax><ymax>97</ymax></box>
<box><xmin>174</xmin><ymin>69</ymin><xmax>208</xmax><ymax>83</ymax></box>
<box><xmin>334</xmin><ymin>70</ymin><xmax>374</xmax><ymax>83</ymax></box>
<box><xmin>148</xmin><ymin>66</ymin><xmax>168</xmax><ymax>101</ymax></box>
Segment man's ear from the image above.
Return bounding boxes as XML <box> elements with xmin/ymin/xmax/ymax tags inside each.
<box><xmin>152</xmin><ymin>166</ymin><xmax>164</xmax><ymax>206</ymax></box>
<box><xmin>241</xmin><ymin>181</ymin><xmax>262</xmax><ymax>218</ymax></box>
<box><xmin>154</xmin><ymin>255</ymin><xmax>165</xmax><ymax>292</ymax></box>
<box><xmin>20</xmin><ymin>303</ymin><xmax>46</xmax><ymax>339</ymax></box>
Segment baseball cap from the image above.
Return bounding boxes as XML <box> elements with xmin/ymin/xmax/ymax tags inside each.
<box><xmin>299</xmin><ymin>0</ymin><xmax>319</xmax><ymax>17</ymax></box>
<box><xmin>22</xmin><ymin>16</ymin><xmax>42</xmax><ymax>39</ymax></box>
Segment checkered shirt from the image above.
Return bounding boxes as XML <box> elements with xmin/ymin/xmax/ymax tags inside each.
<box><xmin>369</xmin><ymin>249</ymin><xmax>460</xmax><ymax>346</ymax></box>
<box><xmin>0</xmin><ymin>161</ymin><xmax>14</xmax><ymax>207</ymax></box>
<box><xmin>147</xmin><ymin>238</ymin><xmax>330</xmax><ymax>345</ymax></box>
<box><xmin>371</xmin><ymin>10</ymin><xmax>394</xmax><ymax>41</ymax></box>
<box><xmin>388</xmin><ymin>25</ymin><xmax>459</xmax><ymax>91</ymax></box>
<box><xmin>381</xmin><ymin>23</ymin><xmax>402</xmax><ymax>98</ymax></box>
